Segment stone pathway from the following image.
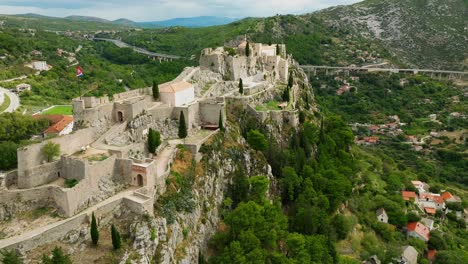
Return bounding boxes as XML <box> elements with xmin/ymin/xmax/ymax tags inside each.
<box><xmin>0</xmin><ymin>188</ymin><xmax>136</xmax><ymax>250</ymax></box>
<box><xmin>155</xmin><ymin>140</ymin><xmax>180</xmax><ymax>177</ymax></box>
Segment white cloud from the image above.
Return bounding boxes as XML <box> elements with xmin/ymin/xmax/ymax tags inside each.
<box><xmin>0</xmin><ymin>0</ymin><xmax>362</xmax><ymax>21</ymax></box>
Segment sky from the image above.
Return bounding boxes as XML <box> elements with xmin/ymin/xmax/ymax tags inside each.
<box><xmin>0</xmin><ymin>0</ymin><xmax>362</xmax><ymax>22</ymax></box>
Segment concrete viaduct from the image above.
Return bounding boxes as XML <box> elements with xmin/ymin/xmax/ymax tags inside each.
<box><xmin>92</xmin><ymin>38</ymin><xmax>184</xmax><ymax>61</ymax></box>
<box><xmin>300</xmin><ymin>65</ymin><xmax>468</xmax><ymax>81</ymax></box>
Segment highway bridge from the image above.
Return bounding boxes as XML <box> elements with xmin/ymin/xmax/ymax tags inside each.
<box><xmin>300</xmin><ymin>65</ymin><xmax>468</xmax><ymax>80</ymax></box>
<box><xmin>92</xmin><ymin>38</ymin><xmax>184</xmax><ymax>61</ymax></box>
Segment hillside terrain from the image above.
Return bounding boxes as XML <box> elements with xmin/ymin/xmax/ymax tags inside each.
<box><xmin>316</xmin><ymin>0</ymin><xmax>467</xmax><ymax>70</ymax></box>
<box><xmin>0</xmin><ymin>1</ymin><xmax>466</xmax><ymax>263</ymax></box>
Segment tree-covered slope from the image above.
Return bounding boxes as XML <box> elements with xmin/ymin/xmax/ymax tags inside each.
<box><xmin>316</xmin><ymin>0</ymin><xmax>467</xmax><ymax>70</ymax></box>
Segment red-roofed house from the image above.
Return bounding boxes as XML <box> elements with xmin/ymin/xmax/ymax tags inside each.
<box><xmin>419</xmin><ymin>193</ymin><xmax>445</xmax><ymax>210</ymax></box>
<box><xmin>402</xmin><ymin>191</ymin><xmax>418</xmax><ymax>202</ymax></box>
<box><xmin>407</xmin><ymin>222</ymin><xmax>430</xmax><ymax>242</ymax></box>
<box><xmin>441</xmin><ymin>192</ymin><xmax>461</xmax><ymax>203</ymax></box>
<box><xmin>33</xmin><ymin>114</ymin><xmax>74</xmax><ymax>137</ymax></box>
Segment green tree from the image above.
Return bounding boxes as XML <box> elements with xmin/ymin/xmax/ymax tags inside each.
<box><xmin>42</xmin><ymin>142</ymin><xmax>60</xmax><ymax>162</ymax></box>
<box><xmin>41</xmin><ymin>247</ymin><xmax>72</xmax><ymax>264</ymax></box>
<box><xmin>152</xmin><ymin>80</ymin><xmax>159</xmax><ymax>100</ymax></box>
<box><xmin>1</xmin><ymin>250</ymin><xmax>23</xmax><ymax>264</ymax></box>
<box><xmin>276</xmin><ymin>44</ymin><xmax>280</xmax><ymax>56</ymax></box>
<box><xmin>147</xmin><ymin>128</ymin><xmax>161</xmax><ymax>154</ymax></box>
<box><xmin>90</xmin><ymin>212</ymin><xmax>99</xmax><ymax>245</ymax></box>
<box><xmin>218</xmin><ymin>110</ymin><xmax>224</xmax><ymax>132</ymax></box>
<box><xmin>238</xmin><ymin>78</ymin><xmax>244</xmax><ymax>95</ymax></box>
<box><xmin>248</xmin><ymin>176</ymin><xmax>269</xmax><ymax>203</ymax></box>
<box><xmin>288</xmin><ymin>73</ymin><xmax>294</xmax><ymax>88</ymax></box>
<box><xmin>282</xmin><ymin>87</ymin><xmax>290</xmax><ymax>102</ymax></box>
<box><xmin>111</xmin><ymin>224</ymin><xmax>122</xmax><ymax>250</ymax></box>
<box><xmin>178</xmin><ymin>111</ymin><xmax>188</xmax><ymax>139</ymax></box>
<box><xmin>245</xmin><ymin>42</ymin><xmax>250</xmax><ymax>57</ymax></box>
<box><xmin>246</xmin><ymin>130</ymin><xmax>268</xmax><ymax>151</ymax></box>
<box><xmin>0</xmin><ymin>141</ymin><xmax>18</xmax><ymax>170</ymax></box>
<box><xmin>281</xmin><ymin>167</ymin><xmax>301</xmax><ymax>201</ymax></box>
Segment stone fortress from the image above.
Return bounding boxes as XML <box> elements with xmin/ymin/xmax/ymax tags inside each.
<box><xmin>0</xmin><ymin>38</ymin><xmax>299</xmax><ymax>252</ymax></box>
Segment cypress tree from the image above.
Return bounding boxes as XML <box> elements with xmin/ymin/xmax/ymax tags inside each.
<box><xmin>288</xmin><ymin>73</ymin><xmax>294</xmax><ymax>88</ymax></box>
<box><xmin>111</xmin><ymin>224</ymin><xmax>121</xmax><ymax>250</ymax></box>
<box><xmin>148</xmin><ymin>128</ymin><xmax>156</xmax><ymax>153</ymax></box>
<box><xmin>178</xmin><ymin>111</ymin><xmax>187</xmax><ymax>139</ymax></box>
<box><xmin>90</xmin><ymin>212</ymin><xmax>99</xmax><ymax>245</ymax></box>
<box><xmin>218</xmin><ymin>110</ymin><xmax>224</xmax><ymax>132</ymax></box>
<box><xmin>245</xmin><ymin>42</ymin><xmax>250</xmax><ymax>57</ymax></box>
<box><xmin>152</xmin><ymin>80</ymin><xmax>159</xmax><ymax>100</ymax></box>
<box><xmin>238</xmin><ymin>78</ymin><xmax>244</xmax><ymax>95</ymax></box>
<box><xmin>276</xmin><ymin>44</ymin><xmax>280</xmax><ymax>56</ymax></box>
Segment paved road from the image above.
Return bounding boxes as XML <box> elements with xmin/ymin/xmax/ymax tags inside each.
<box><xmin>0</xmin><ymin>87</ymin><xmax>20</xmax><ymax>113</ymax></box>
<box><xmin>92</xmin><ymin>38</ymin><xmax>183</xmax><ymax>60</ymax></box>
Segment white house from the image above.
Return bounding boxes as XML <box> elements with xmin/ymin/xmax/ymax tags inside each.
<box><xmin>32</xmin><ymin>61</ymin><xmax>49</xmax><ymax>71</ymax></box>
<box><xmin>159</xmin><ymin>81</ymin><xmax>195</xmax><ymax>107</ymax></box>
<box><xmin>376</xmin><ymin>208</ymin><xmax>388</xmax><ymax>223</ymax></box>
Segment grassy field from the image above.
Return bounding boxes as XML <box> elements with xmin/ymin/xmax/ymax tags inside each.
<box><xmin>0</xmin><ymin>93</ymin><xmax>11</xmax><ymax>113</ymax></box>
<box><xmin>42</xmin><ymin>105</ymin><xmax>73</xmax><ymax>115</ymax></box>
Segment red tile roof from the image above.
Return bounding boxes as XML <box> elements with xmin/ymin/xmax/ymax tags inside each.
<box><xmin>420</xmin><ymin>193</ymin><xmax>444</xmax><ymax>204</ymax></box>
<box><xmin>402</xmin><ymin>191</ymin><xmax>417</xmax><ymax>201</ymax></box>
<box><xmin>407</xmin><ymin>222</ymin><xmax>430</xmax><ymax>241</ymax></box>
<box><xmin>427</xmin><ymin>249</ymin><xmax>437</xmax><ymax>261</ymax></box>
<box><xmin>33</xmin><ymin>114</ymin><xmax>73</xmax><ymax>134</ymax></box>
<box><xmin>425</xmin><ymin>207</ymin><xmax>436</xmax><ymax>215</ymax></box>
<box><xmin>441</xmin><ymin>191</ymin><xmax>454</xmax><ymax>201</ymax></box>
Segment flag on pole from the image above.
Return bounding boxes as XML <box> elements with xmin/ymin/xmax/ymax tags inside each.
<box><xmin>76</xmin><ymin>66</ymin><xmax>84</xmax><ymax>77</ymax></box>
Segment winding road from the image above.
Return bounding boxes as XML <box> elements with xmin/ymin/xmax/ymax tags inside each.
<box><xmin>92</xmin><ymin>38</ymin><xmax>183</xmax><ymax>60</ymax></box>
<box><xmin>0</xmin><ymin>87</ymin><xmax>20</xmax><ymax>113</ymax></box>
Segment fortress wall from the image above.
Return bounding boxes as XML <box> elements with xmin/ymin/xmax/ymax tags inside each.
<box><xmin>57</xmin><ymin>156</ymin><xmax>117</xmax><ymax>217</ymax></box>
<box><xmin>112</xmin><ymin>88</ymin><xmax>150</xmax><ymax>102</ymax></box>
<box><xmin>17</xmin><ymin>127</ymin><xmax>97</xmax><ymax>175</ymax></box>
<box><xmin>149</xmin><ymin>105</ymin><xmax>173</xmax><ymax>122</ymax></box>
<box><xmin>123</xmin><ymin>196</ymin><xmax>153</xmax><ymax>215</ymax></box>
<box><xmin>17</xmin><ymin>161</ymin><xmax>61</xmax><ymax>189</ymax></box>
<box><xmin>4</xmin><ymin>170</ymin><xmax>18</xmax><ymax>188</ymax></box>
<box><xmin>173</xmin><ymin>102</ymin><xmax>200</xmax><ymax>130</ymax></box>
<box><xmin>60</xmin><ymin>156</ymin><xmax>86</xmax><ymax>181</ymax></box>
<box><xmin>76</xmin><ymin>103</ymin><xmax>114</xmax><ymax>129</ymax></box>
<box><xmin>113</xmin><ymin>159</ymin><xmax>133</xmax><ymax>185</ymax></box>
<box><xmin>1</xmin><ymin>214</ymin><xmax>88</xmax><ymax>252</ymax></box>
<box><xmin>199</xmin><ymin>101</ymin><xmax>225</xmax><ymax>126</ymax></box>
<box><xmin>0</xmin><ymin>186</ymin><xmax>59</xmax><ymax>221</ymax></box>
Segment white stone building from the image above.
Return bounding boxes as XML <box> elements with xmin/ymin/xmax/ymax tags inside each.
<box><xmin>376</xmin><ymin>208</ymin><xmax>388</xmax><ymax>223</ymax></box>
<box><xmin>32</xmin><ymin>61</ymin><xmax>49</xmax><ymax>71</ymax></box>
<box><xmin>159</xmin><ymin>81</ymin><xmax>195</xmax><ymax>107</ymax></box>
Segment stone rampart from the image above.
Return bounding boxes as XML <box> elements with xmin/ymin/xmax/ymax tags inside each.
<box><xmin>112</xmin><ymin>87</ymin><xmax>151</xmax><ymax>102</ymax></box>
<box><xmin>17</xmin><ymin>128</ymin><xmax>99</xmax><ymax>189</ymax></box>
<box><xmin>199</xmin><ymin>99</ymin><xmax>225</xmax><ymax>126</ymax></box>
<box><xmin>17</xmin><ymin>161</ymin><xmax>60</xmax><ymax>189</ymax></box>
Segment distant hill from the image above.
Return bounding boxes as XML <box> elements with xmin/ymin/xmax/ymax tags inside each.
<box><xmin>1</xmin><ymin>14</ymin><xmax>132</xmax><ymax>31</ymax></box>
<box><xmin>315</xmin><ymin>0</ymin><xmax>467</xmax><ymax>70</ymax></box>
<box><xmin>140</xmin><ymin>16</ymin><xmax>239</xmax><ymax>28</ymax></box>
<box><xmin>65</xmin><ymin>15</ymin><xmax>111</xmax><ymax>23</ymax></box>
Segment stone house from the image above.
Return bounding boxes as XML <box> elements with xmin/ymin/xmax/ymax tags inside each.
<box><xmin>419</xmin><ymin>193</ymin><xmax>445</xmax><ymax>211</ymax></box>
<box><xmin>411</xmin><ymin>180</ymin><xmax>429</xmax><ymax>193</ymax></box>
<box><xmin>399</xmin><ymin>245</ymin><xmax>418</xmax><ymax>264</ymax></box>
<box><xmin>376</xmin><ymin>208</ymin><xmax>388</xmax><ymax>223</ymax></box>
<box><xmin>159</xmin><ymin>81</ymin><xmax>195</xmax><ymax>107</ymax></box>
